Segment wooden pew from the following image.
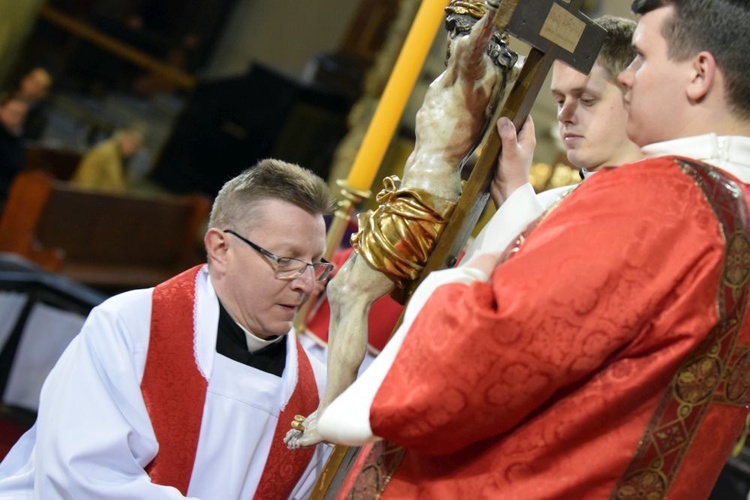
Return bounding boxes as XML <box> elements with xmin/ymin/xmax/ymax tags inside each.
<box><xmin>0</xmin><ymin>171</ymin><xmax>210</xmax><ymax>292</ymax></box>
<box><xmin>22</xmin><ymin>146</ymin><xmax>83</xmax><ymax>181</ymax></box>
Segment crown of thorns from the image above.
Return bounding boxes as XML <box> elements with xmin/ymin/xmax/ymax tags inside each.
<box><xmin>445</xmin><ymin>0</ymin><xmax>516</xmax><ymax>71</ymax></box>
<box><xmin>445</xmin><ymin>0</ymin><xmax>487</xmax><ymax>19</ymax></box>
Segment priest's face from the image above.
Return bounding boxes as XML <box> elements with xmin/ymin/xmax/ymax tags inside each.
<box><xmin>219</xmin><ymin>198</ymin><xmax>327</xmax><ymax>339</ymax></box>
<box><xmin>551</xmin><ymin>61</ymin><xmax>640</xmax><ymax>170</ymax></box>
<box><xmin>619</xmin><ymin>5</ymin><xmax>691</xmax><ymax>147</ymax></box>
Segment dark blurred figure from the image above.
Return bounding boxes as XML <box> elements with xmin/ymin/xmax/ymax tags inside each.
<box><xmin>0</xmin><ymin>94</ymin><xmax>29</xmax><ymax>211</ymax></box>
<box><xmin>15</xmin><ymin>67</ymin><xmax>53</xmax><ymax>141</ymax></box>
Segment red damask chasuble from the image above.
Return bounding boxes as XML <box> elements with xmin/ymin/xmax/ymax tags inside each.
<box><xmin>339</xmin><ymin>158</ymin><xmax>750</xmax><ymax>499</ymax></box>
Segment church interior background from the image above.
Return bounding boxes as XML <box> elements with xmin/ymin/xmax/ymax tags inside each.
<box><xmin>1</xmin><ymin>0</ymin><xmax>629</xmax><ymax>201</ymax></box>
<box><xmin>0</xmin><ymin>1</ymin><xmax>749</xmax><ymax>498</ymax></box>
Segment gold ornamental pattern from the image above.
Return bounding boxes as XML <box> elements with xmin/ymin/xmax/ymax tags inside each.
<box><xmin>612</xmin><ymin>158</ymin><xmax>750</xmax><ymax>499</ymax></box>
<box><xmin>725</xmin><ymin>232</ymin><xmax>750</xmax><ymax>288</ymax></box>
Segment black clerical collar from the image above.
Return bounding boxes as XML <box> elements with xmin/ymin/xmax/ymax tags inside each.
<box><xmin>215</xmin><ymin>301</ymin><xmax>286</xmax><ymax>377</ymax></box>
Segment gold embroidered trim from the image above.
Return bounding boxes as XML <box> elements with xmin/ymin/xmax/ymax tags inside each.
<box><xmin>612</xmin><ymin>158</ymin><xmax>750</xmax><ymax>499</ymax></box>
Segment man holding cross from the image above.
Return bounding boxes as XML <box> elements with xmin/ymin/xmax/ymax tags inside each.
<box><xmin>465</xmin><ymin>13</ymin><xmax>642</xmax><ymax>261</ymax></box>
<box><xmin>319</xmin><ymin>0</ymin><xmax>750</xmax><ymax>497</ymax></box>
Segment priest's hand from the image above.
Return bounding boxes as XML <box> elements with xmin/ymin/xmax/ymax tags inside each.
<box><xmin>490</xmin><ymin>115</ymin><xmax>536</xmax><ymax>207</ymax></box>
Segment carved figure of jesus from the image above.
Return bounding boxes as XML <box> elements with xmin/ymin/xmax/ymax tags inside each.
<box><xmin>285</xmin><ymin>0</ymin><xmax>519</xmax><ymax>449</ymax></box>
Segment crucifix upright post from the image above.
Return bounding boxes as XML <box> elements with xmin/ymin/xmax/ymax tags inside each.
<box><xmin>310</xmin><ymin>0</ymin><xmax>606</xmax><ymax>498</ymax></box>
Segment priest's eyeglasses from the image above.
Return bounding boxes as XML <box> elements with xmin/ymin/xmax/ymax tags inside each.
<box><xmin>224</xmin><ymin>229</ymin><xmax>333</xmax><ymax>282</ymax></box>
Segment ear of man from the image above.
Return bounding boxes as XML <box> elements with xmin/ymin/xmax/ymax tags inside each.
<box><xmin>686</xmin><ymin>50</ymin><xmax>717</xmax><ymax>104</ymax></box>
<box><xmin>205</xmin><ymin>228</ymin><xmax>229</xmax><ymax>270</ymax></box>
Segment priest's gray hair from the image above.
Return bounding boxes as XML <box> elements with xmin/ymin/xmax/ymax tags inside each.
<box><xmin>208</xmin><ymin>158</ymin><xmax>334</xmax><ymax>231</ymax></box>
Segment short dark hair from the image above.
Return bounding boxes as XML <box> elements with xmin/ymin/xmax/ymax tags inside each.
<box><xmin>208</xmin><ymin>159</ymin><xmax>334</xmax><ymax>231</ymax></box>
<box><xmin>631</xmin><ymin>0</ymin><xmax>750</xmax><ymax>118</ymax></box>
<box><xmin>594</xmin><ymin>15</ymin><xmax>637</xmax><ymax>80</ymax></box>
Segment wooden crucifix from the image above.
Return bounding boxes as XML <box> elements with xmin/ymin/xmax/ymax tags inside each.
<box><xmin>399</xmin><ymin>0</ymin><xmax>607</xmax><ymax>300</ymax></box>
<box><xmin>308</xmin><ymin>1</ymin><xmax>607</xmax><ymax>498</ymax></box>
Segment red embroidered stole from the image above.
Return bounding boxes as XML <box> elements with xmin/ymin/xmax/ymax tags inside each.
<box><xmin>255</xmin><ymin>343</ymin><xmax>319</xmax><ymax>499</ymax></box>
<box><xmin>143</xmin><ymin>265</ymin><xmax>207</xmax><ymax>495</ymax></box>
<box><xmin>142</xmin><ymin>265</ymin><xmax>320</xmax><ymax>497</ymax></box>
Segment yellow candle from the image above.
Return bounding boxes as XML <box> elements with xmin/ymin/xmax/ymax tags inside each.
<box><xmin>346</xmin><ymin>0</ymin><xmax>450</xmax><ymax>192</ymax></box>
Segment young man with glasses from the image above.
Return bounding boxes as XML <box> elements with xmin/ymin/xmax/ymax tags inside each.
<box><xmin>0</xmin><ymin>159</ymin><xmax>334</xmax><ymax>498</ymax></box>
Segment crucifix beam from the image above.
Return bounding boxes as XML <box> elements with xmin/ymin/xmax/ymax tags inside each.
<box><xmin>496</xmin><ymin>0</ymin><xmax>605</xmax><ymax>77</ymax></box>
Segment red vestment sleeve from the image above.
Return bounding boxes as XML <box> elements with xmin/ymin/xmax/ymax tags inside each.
<box><xmin>370</xmin><ymin>159</ymin><xmax>726</xmax><ymax>456</ymax></box>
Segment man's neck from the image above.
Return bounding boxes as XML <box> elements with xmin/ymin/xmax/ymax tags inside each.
<box><xmin>239</xmin><ymin>323</ymin><xmax>283</xmax><ymax>353</ymax></box>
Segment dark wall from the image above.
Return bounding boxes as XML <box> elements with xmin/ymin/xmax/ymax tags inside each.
<box><xmin>152</xmin><ymin>63</ymin><xmax>350</xmax><ymax>197</ymax></box>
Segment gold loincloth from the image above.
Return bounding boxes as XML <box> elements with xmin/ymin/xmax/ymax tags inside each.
<box><xmin>351</xmin><ymin>176</ymin><xmax>456</xmax><ymax>290</ymax></box>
